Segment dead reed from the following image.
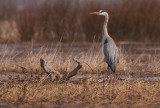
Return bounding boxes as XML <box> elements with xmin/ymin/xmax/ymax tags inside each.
<box><xmin>0</xmin><ymin>43</ymin><xmax>160</xmax><ymax>75</ymax></box>
<box><xmin>0</xmin><ymin>80</ymin><xmax>160</xmax><ymax>107</ymax></box>
<box><xmin>0</xmin><ymin>0</ymin><xmax>160</xmax><ymax>43</ymax></box>
<box><xmin>0</xmin><ymin>42</ymin><xmax>160</xmax><ymax>107</ymax></box>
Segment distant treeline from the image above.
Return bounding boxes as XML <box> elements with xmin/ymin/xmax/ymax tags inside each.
<box><xmin>0</xmin><ymin>0</ymin><xmax>160</xmax><ymax>43</ymax></box>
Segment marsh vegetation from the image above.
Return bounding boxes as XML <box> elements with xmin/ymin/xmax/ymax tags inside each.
<box><xmin>0</xmin><ymin>0</ymin><xmax>160</xmax><ymax>43</ymax></box>
<box><xmin>0</xmin><ymin>43</ymin><xmax>160</xmax><ymax>107</ymax></box>
<box><xmin>1</xmin><ymin>0</ymin><xmax>160</xmax><ymax>107</ymax></box>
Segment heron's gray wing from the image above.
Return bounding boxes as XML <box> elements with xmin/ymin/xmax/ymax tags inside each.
<box><xmin>103</xmin><ymin>41</ymin><xmax>115</xmax><ymax>66</ymax></box>
<box><xmin>103</xmin><ymin>39</ymin><xmax>119</xmax><ymax>72</ymax></box>
<box><xmin>115</xmin><ymin>47</ymin><xmax>119</xmax><ymax>64</ymax></box>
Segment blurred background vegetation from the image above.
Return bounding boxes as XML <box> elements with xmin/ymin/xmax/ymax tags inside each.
<box><xmin>0</xmin><ymin>0</ymin><xmax>160</xmax><ymax>43</ymax></box>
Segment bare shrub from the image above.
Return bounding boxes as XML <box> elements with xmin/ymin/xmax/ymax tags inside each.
<box><xmin>1</xmin><ymin>0</ymin><xmax>160</xmax><ymax>42</ymax></box>
<box><xmin>0</xmin><ymin>21</ymin><xmax>19</xmax><ymax>42</ymax></box>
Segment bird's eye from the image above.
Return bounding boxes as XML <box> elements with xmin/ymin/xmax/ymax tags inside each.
<box><xmin>99</xmin><ymin>10</ymin><xmax>102</xmax><ymax>13</ymax></box>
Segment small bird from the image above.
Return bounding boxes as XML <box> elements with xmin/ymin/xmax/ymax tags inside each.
<box><xmin>90</xmin><ymin>10</ymin><xmax>119</xmax><ymax>78</ymax></box>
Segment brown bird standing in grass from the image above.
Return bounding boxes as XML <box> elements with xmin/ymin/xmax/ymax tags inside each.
<box><xmin>90</xmin><ymin>10</ymin><xmax>119</xmax><ymax>79</ymax></box>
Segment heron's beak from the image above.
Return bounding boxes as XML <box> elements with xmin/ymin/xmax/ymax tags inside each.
<box><xmin>89</xmin><ymin>12</ymin><xmax>99</xmax><ymax>15</ymax></box>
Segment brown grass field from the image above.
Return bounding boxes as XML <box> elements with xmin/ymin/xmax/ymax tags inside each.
<box><xmin>0</xmin><ymin>43</ymin><xmax>160</xmax><ymax>107</ymax></box>
<box><xmin>0</xmin><ymin>0</ymin><xmax>160</xmax><ymax>107</ymax></box>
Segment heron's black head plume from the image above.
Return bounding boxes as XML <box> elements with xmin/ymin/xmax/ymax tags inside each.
<box><xmin>99</xmin><ymin>10</ymin><xmax>106</xmax><ymax>13</ymax></box>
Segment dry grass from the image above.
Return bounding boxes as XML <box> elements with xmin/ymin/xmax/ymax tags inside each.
<box><xmin>0</xmin><ymin>43</ymin><xmax>160</xmax><ymax>75</ymax></box>
<box><xmin>0</xmin><ymin>43</ymin><xmax>129</xmax><ymax>74</ymax></box>
<box><xmin>0</xmin><ymin>43</ymin><xmax>160</xmax><ymax>107</ymax></box>
<box><xmin>0</xmin><ymin>80</ymin><xmax>160</xmax><ymax>107</ymax></box>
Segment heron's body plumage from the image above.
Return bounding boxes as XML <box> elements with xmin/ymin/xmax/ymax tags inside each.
<box><xmin>103</xmin><ymin>36</ymin><xmax>119</xmax><ymax>72</ymax></box>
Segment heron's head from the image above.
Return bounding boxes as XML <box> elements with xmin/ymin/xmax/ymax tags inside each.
<box><xmin>90</xmin><ymin>10</ymin><xmax>108</xmax><ymax>16</ymax></box>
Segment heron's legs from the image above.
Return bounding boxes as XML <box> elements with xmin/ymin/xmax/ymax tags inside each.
<box><xmin>107</xmin><ymin>65</ymin><xmax>109</xmax><ymax>80</ymax></box>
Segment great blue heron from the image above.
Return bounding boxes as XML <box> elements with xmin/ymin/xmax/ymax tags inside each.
<box><xmin>90</xmin><ymin>10</ymin><xmax>119</xmax><ymax>78</ymax></box>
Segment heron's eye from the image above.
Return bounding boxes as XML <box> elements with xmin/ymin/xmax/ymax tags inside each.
<box><xmin>99</xmin><ymin>10</ymin><xmax>103</xmax><ymax>13</ymax></box>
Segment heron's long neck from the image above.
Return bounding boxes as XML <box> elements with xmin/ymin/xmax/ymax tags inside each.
<box><xmin>102</xmin><ymin>15</ymin><xmax>109</xmax><ymax>41</ymax></box>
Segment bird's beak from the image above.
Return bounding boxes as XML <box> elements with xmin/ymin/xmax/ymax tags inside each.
<box><xmin>89</xmin><ymin>12</ymin><xmax>99</xmax><ymax>15</ymax></box>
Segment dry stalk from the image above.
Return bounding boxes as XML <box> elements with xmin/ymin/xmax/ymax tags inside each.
<box><xmin>17</xmin><ymin>65</ymin><xmax>27</xmax><ymax>72</ymax></box>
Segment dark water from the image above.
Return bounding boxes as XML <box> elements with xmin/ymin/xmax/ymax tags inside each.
<box><xmin>1</xmin><ymin>72</ymin><xmax>160</xmax><ymax>82</ymax></box>
<box><xmin>1</xmin><ymin>42</ymin><xmax>160</xmax><ymax>55</ymax></box>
